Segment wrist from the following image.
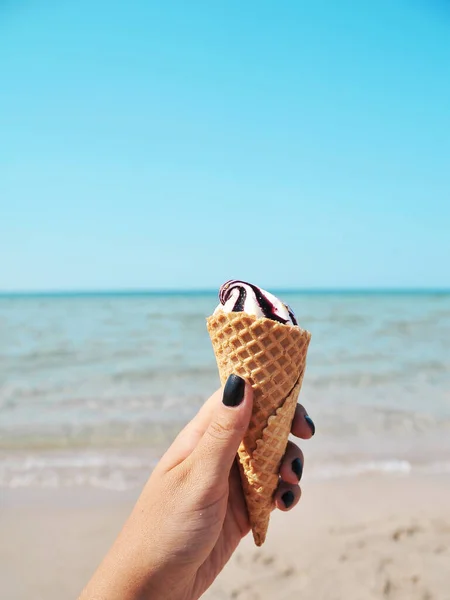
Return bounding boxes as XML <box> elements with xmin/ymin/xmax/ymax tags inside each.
<box><xmin>79</xmin><ymin>532</ymin><xmax>196</xmax><ymax>600</ymax></box>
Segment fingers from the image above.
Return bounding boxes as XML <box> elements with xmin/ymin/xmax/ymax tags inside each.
<box><xmin>274</xmin><ymin>403</ymin><xmax>313</xmax><ymax>514</ymax></box>
<box><xmin>274</xmin><ymin>441</ymin><xmax>304</xmax><ymax>513</ymax></box>
<box><xmin>278</xmin><ymin>441</ymin><xmax>304</xmax><ymax>485</ymax></box>
<box><xmin>160</xmin><ymin>376</ymin><xmax>254</xmax><ymax>474</ymax></box>
<box><xmin>189</xmin><ymin>375</ymin><xmax>253</xmax><ymax>482</ymax></box>
<box><xmin>158</xmin><ymin>388</ymin><xmax>222</xmax><ymax>471</ymax></box>
<box><xmin>274</xmin><ymin>480</ymin><xmax>301</xmax><ymax>512</ymax></box>
<box><xmin>290</xmin><ymin>404</ymin><xmax>316</xmax><ymax>439</ymax></box>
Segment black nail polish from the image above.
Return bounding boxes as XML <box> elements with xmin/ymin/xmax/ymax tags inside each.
<box><xmin>291</xmin><ymin>458</ymin><xmax>303</xmax><ymax>481</ymax></box>
<box><xmin>222</xmin><ymin>374</ymin><xmax>245</xmax><ymax>407</ymax></box>
<box><xmin>305</xmin><ymin>415</ymin><xmax>315</xmax><ymax>436</ymax></box>
<box><xmin>281</xmin><ymin>490</ymin><xmax>295</xmax><ymax>509</ymax></box>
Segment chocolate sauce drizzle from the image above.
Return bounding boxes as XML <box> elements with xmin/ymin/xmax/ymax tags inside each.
<box><xmin>219</xmin><ymin>280</ymin><xmax>298</xmax><ymax>326</ymax></box>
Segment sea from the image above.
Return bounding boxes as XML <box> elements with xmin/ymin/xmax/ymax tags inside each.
<box><xmin>1</xmin><ymin>291</ymin><xmax>449</xmax><ymax>492</ymax></box>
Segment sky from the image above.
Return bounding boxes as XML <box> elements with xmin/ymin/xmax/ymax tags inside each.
<box><xmin>1</xmin><ymin>0</ymin><xmax>449</xmax><ymax>291</ymax></box>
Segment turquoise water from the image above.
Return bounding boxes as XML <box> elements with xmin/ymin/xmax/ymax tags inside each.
<box><xmin>1</xmin><ymin>292</ymin><xmax>450</xmax><ymax>489</ymax></box>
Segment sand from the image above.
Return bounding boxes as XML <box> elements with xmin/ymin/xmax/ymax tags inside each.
<box><xmin>1</xmin><ymin>474</ymin><xmax>449</xmax><ymax>600</ymax></box>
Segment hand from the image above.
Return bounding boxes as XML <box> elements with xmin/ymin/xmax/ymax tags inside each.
<box><xmin>79</xmin><ymin>375</ymin><xmax>315</xmax><ymax>600</ymax></box>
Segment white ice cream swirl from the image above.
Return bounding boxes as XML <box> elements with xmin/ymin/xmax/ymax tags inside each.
<box><xmin>214</xmin><ymin>280</ymin><xmax>298</xmax><ymax>326</ymax></box>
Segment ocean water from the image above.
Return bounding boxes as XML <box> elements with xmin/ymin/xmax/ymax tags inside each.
<box><xmin>1</xmin><ymin>291</ymin><xmax>450</xmax><ymax>490</ymax></box>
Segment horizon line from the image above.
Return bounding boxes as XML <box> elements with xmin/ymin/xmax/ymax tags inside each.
<box><xmin>1</xmin><ymin>287</ymin><xmax>449</xmax><ymax>298</ymax></box>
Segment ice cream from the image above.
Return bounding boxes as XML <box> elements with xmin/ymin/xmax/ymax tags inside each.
<box><xmin>207</xmin><ymin>280</ymin><xmax>311</xmax><ymax>545</ymax></box>
<box><xmin>214</xmin><ymin>280</ymin><xmax>298</xmax><ymax>326</ymax></box>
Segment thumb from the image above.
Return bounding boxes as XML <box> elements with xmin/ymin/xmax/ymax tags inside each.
<box><xmin>191</xmin><ymin>375</ymin><xmax>253</xmax><ymax>481</ymax></box>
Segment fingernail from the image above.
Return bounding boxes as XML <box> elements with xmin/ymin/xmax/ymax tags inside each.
<box><xmin>281</xmin><ymin>490</ymin><xmax>295</xmax><ymax>509</ymax></box>
<box><xmin>291</xmin><ymin>458</ymin><xmax>303</xmax><ymax>481</ymax></box>
<box><xmin>222</xmin><ymin>374</ymin><xmax>245</xmax><ymax>407</ymax></box>
<box><xmin>305</xmin><ymin>415</ymin><xmax>315</xmax><ymax>436</ymax></box>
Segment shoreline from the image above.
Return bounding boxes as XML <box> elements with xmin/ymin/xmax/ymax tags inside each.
<box><xmin>2</xmin><ymin>433</ymin><xmax>450</xmax><ymax>493</ymax></box>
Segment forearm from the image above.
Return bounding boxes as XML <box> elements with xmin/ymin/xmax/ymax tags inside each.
<box><xmin>78</xmin><ymin>539</ymin><xmax>155</xmax><ymax>600</ymax></box>
<box><xmin>79</xmin><ymin>510</ymin><xmax>195</xmax><ymax>600</ymax></box>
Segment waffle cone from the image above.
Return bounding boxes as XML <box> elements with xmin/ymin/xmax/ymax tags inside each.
<box><xmin>206</xmin><ymin>311</ymin><xmax>311</xmax><ymax>545</ymax></box>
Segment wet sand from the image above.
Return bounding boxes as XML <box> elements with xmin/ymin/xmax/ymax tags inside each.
<box><xmin>1</xmin><ymin>473</ymin><xmax>449</xmax><ymax>600</ymax></box>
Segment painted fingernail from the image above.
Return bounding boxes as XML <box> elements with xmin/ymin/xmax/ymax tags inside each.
<box><xmin>291</xmin><ymin>458</ymin><xmax>303</xmax><ymax>481</ymax></box>
<box><xmin>305</xmin><ymin>415</ymin><xmax>315</xmax><ymax>436</ymax></box>
<box><xmin>222</xmin><ymin>374</ymin><xmax>245</xmax><ymax>407</ymax></box>
<box><xmin>281</xmin><ymin>490</ymin><xmax>295</xmax><ymax>509</ymax></box>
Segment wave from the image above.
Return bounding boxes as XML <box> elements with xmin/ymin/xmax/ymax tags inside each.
<box><xmin>2</xmin><ymin>451</ymin><xmax>450</xmax><ymax>491</ymax></box>
<box><xmin>0</xmin><ymin>453</ymin><xmax>146</xmax><ymax>470</ymax></box>
<box><xmin>0</xmin><ymin>451</ymin><xmax>157</xmax><ymax>491</ymax></box>
<box><xmin>310</xmin><ymin>460</ymin><xmax>413</xmax><ymax>479</ymax></box>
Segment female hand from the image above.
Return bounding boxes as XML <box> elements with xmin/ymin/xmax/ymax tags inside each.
<box><xmin>79</xmin><ymin>375</ymin><xmax>315</xmax><ymax>600</ymax></box>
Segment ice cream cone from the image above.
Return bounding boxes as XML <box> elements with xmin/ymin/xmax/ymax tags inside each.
<box><xmin>206</xmin><ymin>310</ymin><xmax>311</xmax><ymax>545</ymax></box>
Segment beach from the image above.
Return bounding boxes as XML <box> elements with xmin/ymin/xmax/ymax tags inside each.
<box><xmin>1</xmin><ymin>291</ymin><xmax>450</xmax><ymax>598</ymax></box>
<box><xmin>1</xmin><ymin>474</ymin><xmax>449</xmax><ymax>599</ymax></box>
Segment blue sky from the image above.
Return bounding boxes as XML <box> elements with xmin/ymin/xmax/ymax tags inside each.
<box><xmin>1</xmin><ymin>0</ymin><xmax>449</xmax><ymax>291</ymax></box>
